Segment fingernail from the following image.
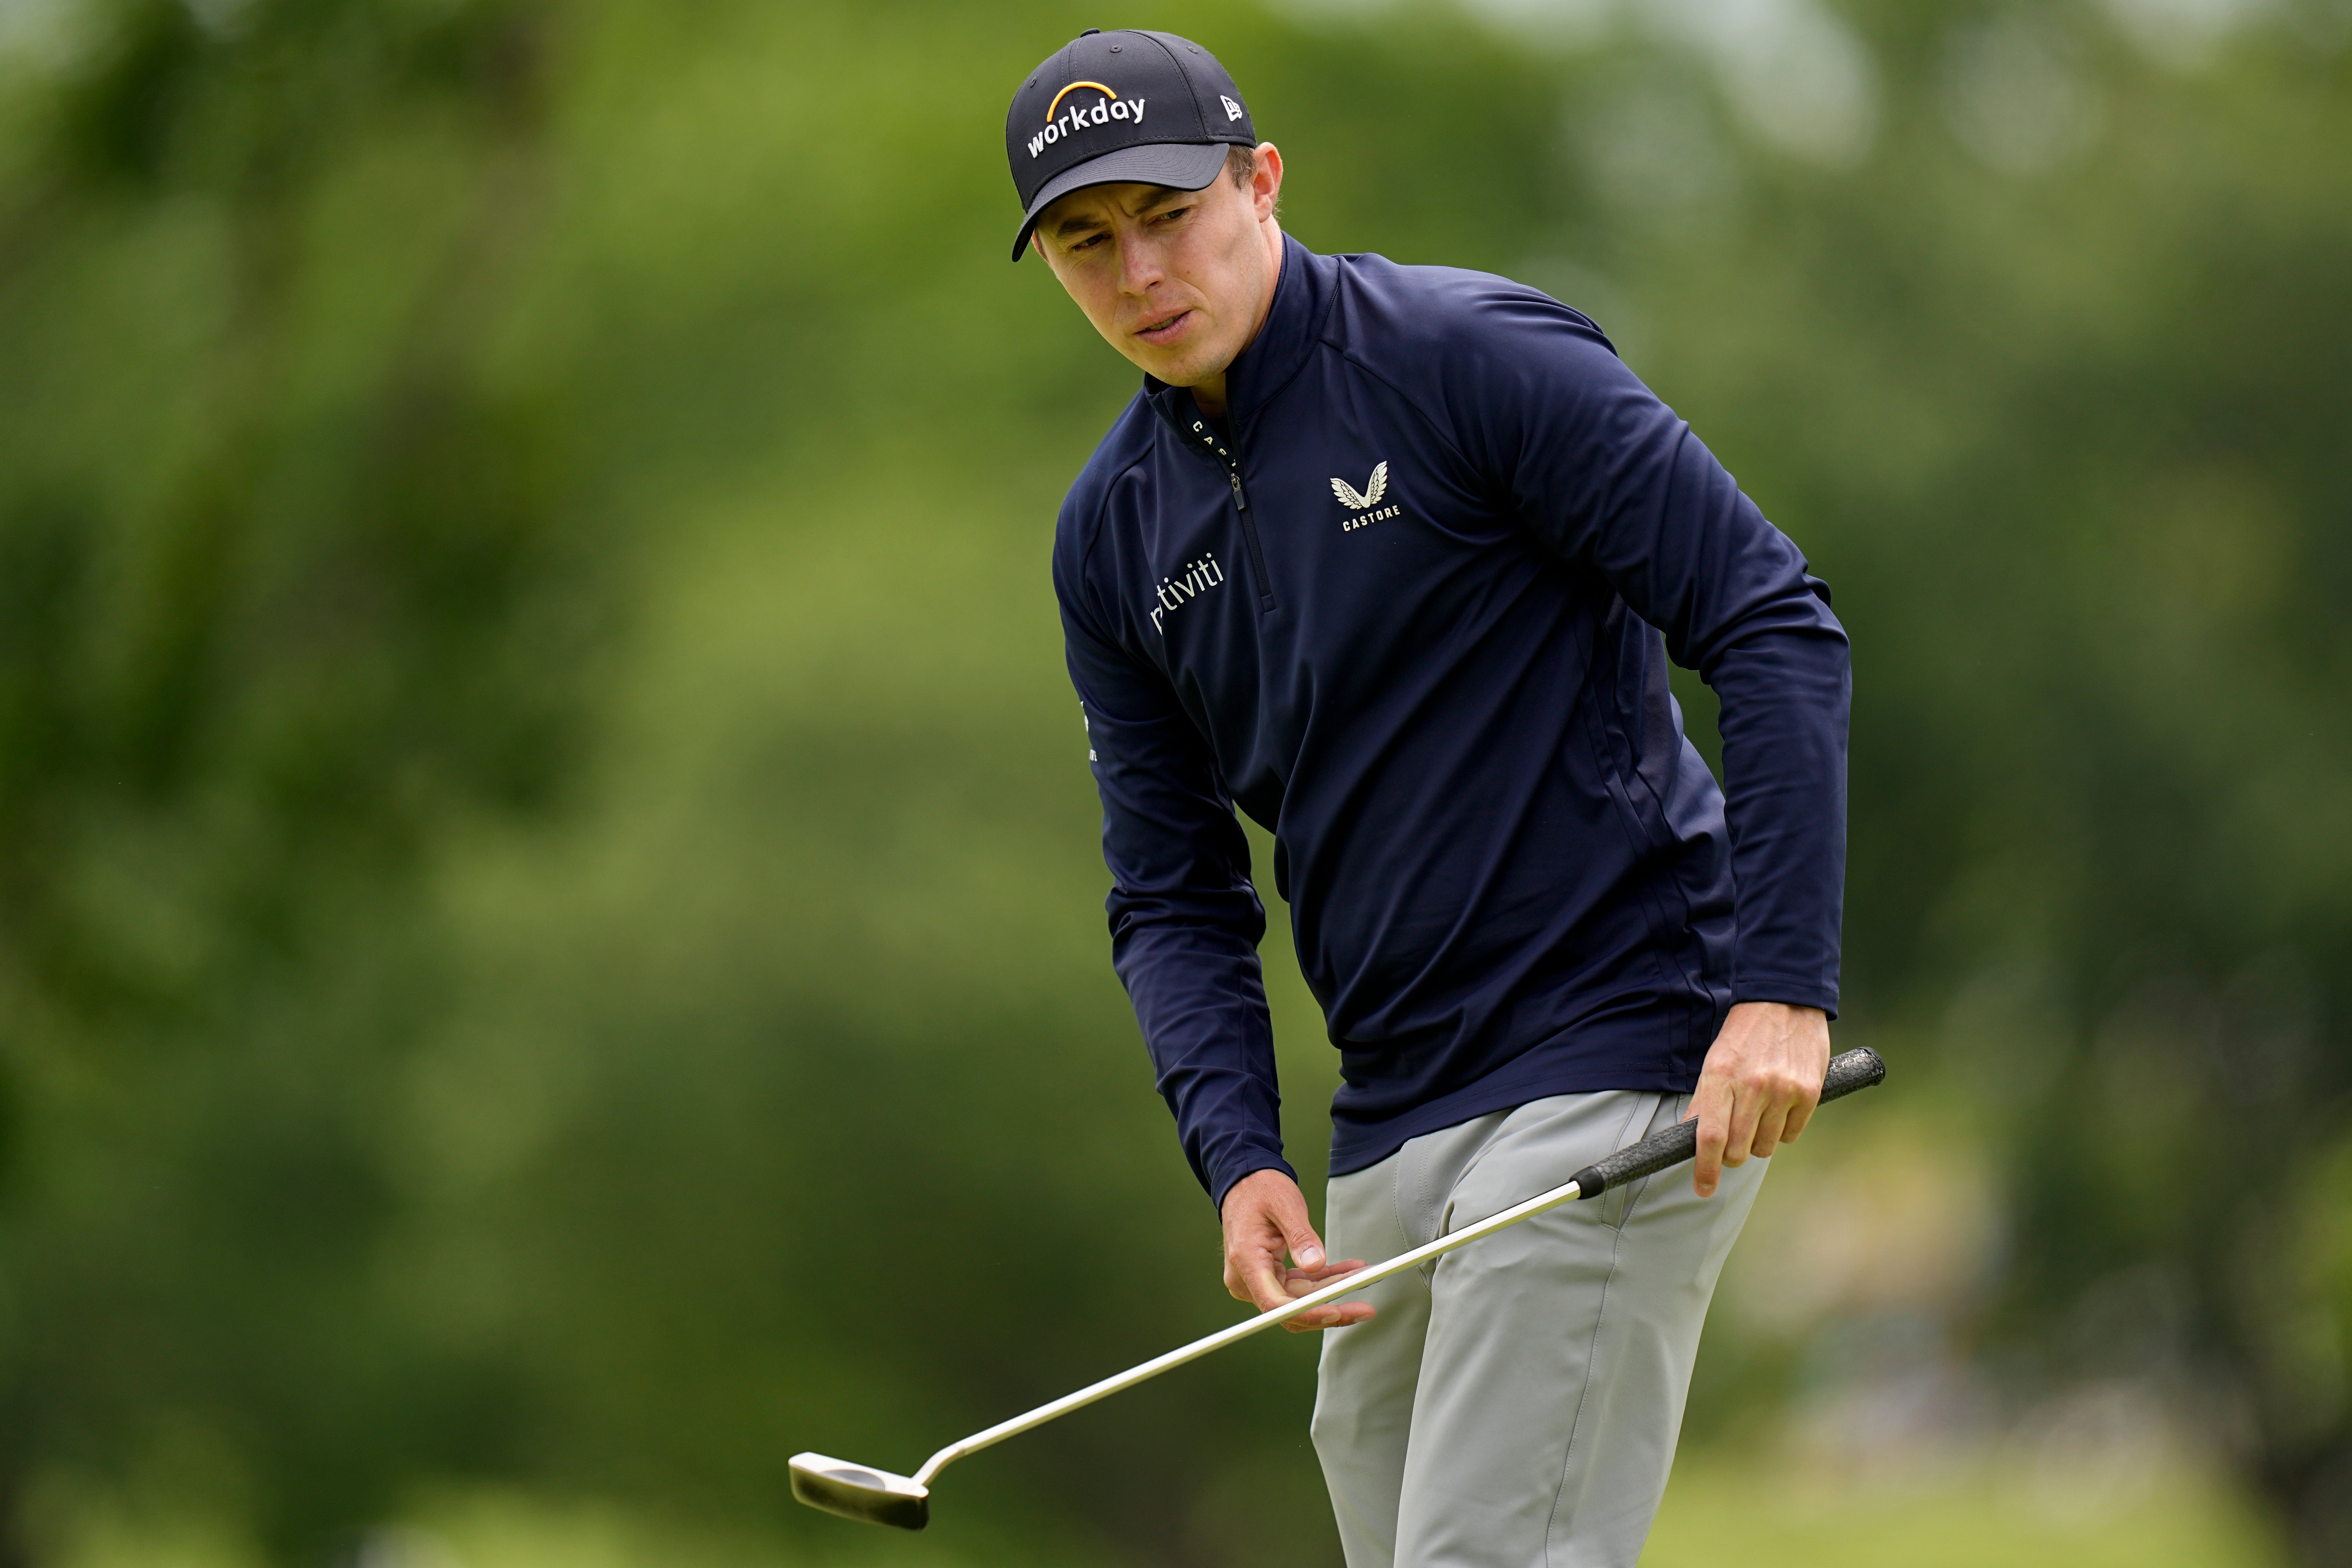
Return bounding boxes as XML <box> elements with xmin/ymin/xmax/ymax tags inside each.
<box><xmin>1300</xmin><ymin>1246</ymin><xmax>1323</xmax><ymax>1269</ymax></box>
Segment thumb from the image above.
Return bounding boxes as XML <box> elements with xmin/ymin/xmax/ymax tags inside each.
<box><xmin>1284</xmin><ymin>1218</ymin><xmax>1326</xmax><ymax>1273</ymax></box>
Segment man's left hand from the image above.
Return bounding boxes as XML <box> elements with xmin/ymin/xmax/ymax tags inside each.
<box><xmin>1688</xmin><ymin>1001</ymin><xmax>1830</xmax><ymax>1197</ymax></box>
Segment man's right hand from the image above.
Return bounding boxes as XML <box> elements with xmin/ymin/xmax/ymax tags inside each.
<box><xmin>1219</xmin><ymin>1167</ymin><xmax>1375</xmax><ymax>1332</ymax></box>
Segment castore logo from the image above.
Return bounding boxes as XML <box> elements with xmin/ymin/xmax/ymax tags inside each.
<box><xmin>1332</xmin><ymin>461</ymin><xmax>1402</xmax><ymax>531</ymax></box>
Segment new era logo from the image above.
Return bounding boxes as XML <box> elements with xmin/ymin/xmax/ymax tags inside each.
<box><xmin>1221</xmin><ymin>94</ymin><xmax>1244</xmax><ymax>122</ymax></box>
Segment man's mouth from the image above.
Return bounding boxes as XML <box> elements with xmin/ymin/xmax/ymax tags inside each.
<box><xmin>1134</xmin><ymin>309</ymin><xmax>1194</xmax><ymax>346</ymax></box>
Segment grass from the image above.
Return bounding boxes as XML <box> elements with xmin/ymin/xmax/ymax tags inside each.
<box><xmin>36</xmin><ymin>1449</ymin><xmax>2289</xmax><ymax>1568</ymax></box>
<box><xmin>1644</xmin><ymin>1454</ymin><xmax>2287</xmax><ymax>1568</ymax></box>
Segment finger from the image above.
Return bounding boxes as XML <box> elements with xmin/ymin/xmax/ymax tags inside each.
<box><xmin>1781</xmin><ymin>1092</ymin><xmax>1818</xmax><ymax>1144</ymax></box>
<box><xmin>1279</xmin><ymin>1262</ymin><xmax>1368</xmax><ymax>1296</ymax></box>
<box><xmin>1241</xmin><ymin>1255</ymin><xmax>1296</xmax><ymax>1315</ymax></box>
<box><xmin>1225</xmin><ymin>1265</ymin><xmax>1254</xmax><ymax>1305</ymax></box>
<box><xmin>1280</xmin><ymin>1216</ymin><xmax>1327</xmax><ymax>1274</ymax></box>
<box><xmin>1690</xmin><ymin>1075</ymin><xmax>1733</xmax><ymax>1198</ymax></box>
<box><xmin>1722</xmin><ymin>1077</ymin><xmax>1765</xmax><ymax>1169</ymax></box>
<box><xmin>1226</xmin><ymin>1241</ymin><xmax>1282</xmax><ymax>1305</ymax></box>
<box><xmin>1751</xmin><ymin>1062</ymin><xmax>1812</xmax><ymax>1156</ymax></box>
<box><xmin>1271</xmin><ymin>1262</ymin><xmax>1379</xmax><ymax>1329</ymax></box>
<box><xmin>1284</xmin><ymin>1259</ymin><xmax>1369</xmax><ymax>1288</ymax></box>
<box><xmin>1289</xmin><ymin>1297</ymin><xmax>1374</xmax><ymax>1335</ymax></box>
<box><xmin>1282</xmin><ymin>1300</ymin><xmax>1377</xmax><ymax>1333</ymax></box>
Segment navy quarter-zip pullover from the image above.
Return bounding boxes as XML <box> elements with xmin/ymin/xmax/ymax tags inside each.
<box><xmin>1055</xmin><ymin>237</ymin><xmax>1850</xmax><ymax>1209</ymax></box>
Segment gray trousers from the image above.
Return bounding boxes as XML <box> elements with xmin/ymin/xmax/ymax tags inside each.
<box><xmin>1310</xmin><ymin>1090</ymin><xmax>1764</xmax><ymax>1568</ymax></box>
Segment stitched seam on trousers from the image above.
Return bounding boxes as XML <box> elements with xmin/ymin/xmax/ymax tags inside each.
<box><xmin>1602</xmin><ymin>1093</ymin><xmax>1664</xmax><ymax>1232</ymax></box>
<box><xmin>1439</xmin><ymin>1091</ymin><xmax>1552</xmax><ymax>1222</ymax></box>
<box><xmin>1389</xmin><ymin>1143</ymin><xmax>1424</xmax><ymax>1287</ymax></box>
<box><xmin>1446</xmin><ymin>1106</ymin><xmax>1526</xmax><ymax>1219</ymax></box>
<box><xmin>1618</xmin><ymin>1092</ymin><xmax>1694</xmax><ymax>1232</ymax></box>
<box><xmin>1459</xmin><ymin>1094</ymin><xmax>1647</xmax><ymax>1231</ymax></box>
<box><xmin>1598</xmin><ymin>1093</ymin><xmax>1650</xmax><ymax>1230</ymax></box>
<box><xmin>1620</xmin><ymin>1092</ymin><xmax>1689</xmax><ymax>1231</ymax></box>
<box><xmin>1543</xmin><ymin>1209</ymin><xmax>1630</xmax><ymax>1566</ymax></box>
<box><xmin>1542</xmin><ymin>1095</ymin><xmax>1647</xmax><ymax>1564</ymax></box>
<box><xmin>1616</xmin><ymin>1098</ymin><xmax>1662</xmax><ymax>1231</ymax></box>
<box><xmin>1611</xmin><ymin>1091</ymin><xmax>1648</xmax><ymax>1154</ymax></box>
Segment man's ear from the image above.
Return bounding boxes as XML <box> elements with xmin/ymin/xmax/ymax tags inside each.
<box><xmin>1249</xmin><ymin>142</ymin><xmax>1284</xmax><ymax>223</ymax></box>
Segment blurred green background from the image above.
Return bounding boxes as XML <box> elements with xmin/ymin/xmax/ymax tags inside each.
<box><xmin>1</xmin><ymin>0</ymin><xmax>2347</xmax><ymax>1563</ymax></box>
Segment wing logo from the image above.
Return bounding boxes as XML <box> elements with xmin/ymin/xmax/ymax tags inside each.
<box><xmin>1330</xmin><ymin>461</ymin><xmax>1401</xmax><ymax>531</ymax></box>
<box><xmin>1330</xmin><ymin>462</ymin><xmax>1387</xmax><ymax>510</ymax></box>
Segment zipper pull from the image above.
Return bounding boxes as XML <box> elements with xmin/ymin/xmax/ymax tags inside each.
<box><xmin>1228</xmin><ymin>467</ymin><xmax>1250</xmax><ymax>511</ymax></box>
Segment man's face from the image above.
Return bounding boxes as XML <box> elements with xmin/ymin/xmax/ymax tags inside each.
<box><xmin>1032</xmin><ymin>144</ymin><xmax>1284</xmax><ymax>391</ymax></box>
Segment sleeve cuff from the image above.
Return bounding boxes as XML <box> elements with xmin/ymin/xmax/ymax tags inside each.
<box><xmin>1730</xmin><ymin>977</ymin><xmax>1841</xmax><ymax>1019</ymax></box>
<box><xmin>1208</xmin><ymin>1153</ymin><xmax>1298</xmax><ymax>1215</ymax></box>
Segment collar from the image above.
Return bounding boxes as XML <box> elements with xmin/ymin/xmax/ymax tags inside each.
<box><xmin>1144</xmin><ymin>234</ymin><xmax>1333</xmax><ymax>439</ymax></box>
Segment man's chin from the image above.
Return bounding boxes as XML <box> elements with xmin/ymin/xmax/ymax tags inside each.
<box><xmin>1135</xmin><ymin>346</ymin><xmax>1228</xmax><ymax>391</ymax></box>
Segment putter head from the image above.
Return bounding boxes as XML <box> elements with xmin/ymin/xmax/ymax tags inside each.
<box><xmin>789</xmin><ymin>1452</ymin><xmax>930</xmax><ymax>1531</ymax></box>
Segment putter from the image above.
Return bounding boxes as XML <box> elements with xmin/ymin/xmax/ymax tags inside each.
<box><xmin>792</xmin><ymin>1045</ymin><xmax>1887</xmax><ymax>1530</ymax></box>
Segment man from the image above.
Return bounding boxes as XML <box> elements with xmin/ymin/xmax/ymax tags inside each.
<box><xmin>1007</xmin><ymin>28</ymin><xmax>1848</xmax><ymax>1567</ymax></box>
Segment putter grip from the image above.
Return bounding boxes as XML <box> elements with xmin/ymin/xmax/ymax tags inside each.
<box><xmin>1567</xmin><ymin>1046</ymin><xmax>1886</xmax><ymax>1200</ymax></box>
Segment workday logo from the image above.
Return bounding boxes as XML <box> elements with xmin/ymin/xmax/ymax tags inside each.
<box><xmin>1026</xmin><ymin>81</ymin><xmax>1148</xmax><ymax>159</ymax></box>
<box><xmin>1331</xmin><ymin>461</ymin><xmax>1402</xmax><ymax>531</ymax></box>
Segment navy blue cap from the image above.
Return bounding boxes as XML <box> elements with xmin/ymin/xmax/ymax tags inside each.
<box><xmin>1005</xmin><ymin>30</ymin><xmax>1256</xmax><ymax>262</ymax></box>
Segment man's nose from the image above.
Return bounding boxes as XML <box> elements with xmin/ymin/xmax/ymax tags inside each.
<box><xmin>1117</xmin><ymin>234</ymin><xmax>1165</xmax><ymax>295</ymax></box>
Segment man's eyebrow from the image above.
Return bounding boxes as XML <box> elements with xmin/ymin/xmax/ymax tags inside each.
<box><xmin>1123</xmin><ymin>185</ymin><xmax>1192</xmax><ymax>216</ymax></box>
<box><xmin>1049</xmin><ymin>186</ymin><xmax>1194</xmax><ymax>239</ymax></box>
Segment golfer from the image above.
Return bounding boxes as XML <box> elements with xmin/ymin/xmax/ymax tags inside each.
<box><xmin>1009</xmin><ymin>29</ymin><xmax>1848</xmax><ymax>1566</ymax></box>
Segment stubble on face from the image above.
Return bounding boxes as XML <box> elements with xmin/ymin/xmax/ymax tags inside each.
<box><xmin>1033</xmin><ymin>149</ymin><xmax>1282</xmax><ymax>397</ymax></box>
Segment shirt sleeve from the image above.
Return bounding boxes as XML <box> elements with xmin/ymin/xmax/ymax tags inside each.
<box><xmin>1056</xmin><ymin>534</ymin><xmax>1293</xmax><ymax>1209</ymax></box>
<box><xmin>1444</xmin><ymin>290</ymin><xmax>1850</xmax><ymax>1014</ymax></box>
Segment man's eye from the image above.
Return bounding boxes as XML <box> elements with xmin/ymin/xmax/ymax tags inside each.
<box><xmin>1071</xmin><ymin>233</ymin><xmax>1106</xmax><ymax>251</ymax></box>
<box><xmin>1153</xmin><ymin>206</ymin><xmax>1190</xmax><ymax>224</ymax></box>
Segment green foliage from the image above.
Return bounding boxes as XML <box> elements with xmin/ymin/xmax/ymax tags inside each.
<box><xmin>0</xmin><ymin>0</ymin><xmax>2347</xmax><ymax>1564</ymax></box>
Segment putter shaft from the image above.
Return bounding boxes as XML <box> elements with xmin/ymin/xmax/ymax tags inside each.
<box><xmin>794</xmin><ymin>1050</ymin><xmax>1889</xmax><ymax>1527</ymax></box>
<box><xmin>914</xmin><ymin>1165</ymin><xmax>1588</xmax><ymax>1485</ymax></box>
<box><xmin>912</xmin><ymin>1043</ymin><xmax>1888</xmax><ymax>1487</ymax></box>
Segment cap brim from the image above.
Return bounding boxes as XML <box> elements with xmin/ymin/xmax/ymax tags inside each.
<box><xmin>1010</xmin><ymin>141</ymin><xmax>1233</xmax><ymax>262</ymax></box>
